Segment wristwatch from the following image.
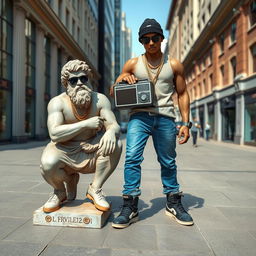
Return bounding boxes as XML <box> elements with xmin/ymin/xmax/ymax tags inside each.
<box><xmin>182</xmin><ymin>121</ymin><xmax>192</xmax><ymax>129</ymax></box>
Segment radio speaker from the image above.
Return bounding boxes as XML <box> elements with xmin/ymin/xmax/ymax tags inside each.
<box><xmin>114</xmin><ymin>79</ymin><xmax>154</xmax><ymax>109</ymax></box>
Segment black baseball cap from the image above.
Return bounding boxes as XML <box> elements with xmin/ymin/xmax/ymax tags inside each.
<box><xmin>138</xmin><ymin>18</ymin><xmax>164</xmax><ymax>41</ymax></box>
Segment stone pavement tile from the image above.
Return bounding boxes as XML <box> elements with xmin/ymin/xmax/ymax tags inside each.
<box><xmin>249</xmin><ymin>230</ymin><xmax>256</xmax><ymax>239</ymax></box>
<box><xmin>179</xmin><ymin>171</ymin><xmax>232</xmax><ymax>189</ymax></box>
<box><xmin>3</xmin><ymin>219</ymin><xmax>61</xmax><ymax>244</ymax></box>
<box><xmin>41</xmin><ymin>245</ymin><xmax>111</xmax><ymax>256</ymax></box>
<box><xmin>200</xmin><ymin>229</ymin><xmax>256</xmax><ymax>256</ymax></box>
<box><xmin>0</xmin><ymin>180</ymin><xmax>40</xmax><ymax>192</ymax></box>
<box><xmin>189</xmin><ymin>207</ymin><xmax>235</xmax><ymax>230</ymax></box>
<box><xmin>226</xmin><ymin>180</ymin><xmax>256</xmax><ymax>198</ymax></box>
<box><xmin>111</xmin><ymin>248</ymin><xmax>214</xmax><ymax>256</ymax></box>
<box><xmin>217</xmin><ymin>206</ymin><xmax>256</xmax><ymax>231</ymax></box>
<box><xmin>0</xmin><ymin>217</ymin><xmax>28</xmax><ymax>240</ymax></box>
<box><xmin>0</xmin><ymin>165</ymin><xmax>41</xmax><ymax>180</ymax></box>
<box><xmin>183</xmin><ymin>189</ymin><xmax>232</xmax><ymax>207</ymax></box>
<box><xmin>220</xmin><ymin>190</ymin><xmax>256</xmax><ymax>207</ymax></box>
<box><xmin>0</xmin><ymin>191</ymin><xmax>46</xmax><ymax>218</ymax></box>
<box><xmin>0</xmin><ymin>241</ymin><xmax>45</xmax><ymax>256</ymax></box>
<box><xmin>103</xmin><ymin>224</ymin><xmax>157</xmax><ymax>250</ymax></box>
<box><xmin>155</xmin><ymin>224</ymin><xmax>212</xmax><ymax>254</ymax></box>
<box><xmin>50</xmin><ymin>225</ymin><xmax>110</xmax><ymax>248</ymax></box>
<box><xmin>27</xmin><ymin>181</ymin><xmax>53</xmax><ymax>194</ymax></box>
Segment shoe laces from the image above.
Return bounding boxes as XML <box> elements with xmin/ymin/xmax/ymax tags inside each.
<box><xmin>95</xmin><ymin>188</ymin><xmax>106</xmax><ymax>200</ymax></box>
<box><xmin>47</xmin><ymin>193</ymin><xmax>59</xmax><ymax>203</ymax></box>
<box><xmin>168</xmin><ymin>193</ymin><xmax>187</xmax><ymax>213</ymax></box>
<box><xmin>120</xmin><ymin>204</ymin><xmax>132</xmax><ymax>216</ymax></box>
<box><xmin>176</xmin><ymin>200</ymin><xmax>187</xmax><ymax>213</ymax></box>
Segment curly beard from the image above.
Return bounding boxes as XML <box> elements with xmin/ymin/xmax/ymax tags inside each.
<box><xmin>67</xmin><ymin>85</ymin><xmax>92</xmax><ymax>109</ymax></box>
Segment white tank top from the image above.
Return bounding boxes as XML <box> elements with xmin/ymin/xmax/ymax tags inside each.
<box><xmin>131</xmin><ymin>54</ymin><xmax>176</xmax><ymax>119</ymax></box>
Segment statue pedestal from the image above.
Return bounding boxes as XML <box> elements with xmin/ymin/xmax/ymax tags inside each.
<box><xmin>33</xmin><ymin>200</ymin><xmax>111</xmax><ymax>229</ymax></box>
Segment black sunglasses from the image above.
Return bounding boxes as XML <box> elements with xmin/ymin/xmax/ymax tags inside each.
<box><xmin>68</xmin><ymin>75</ymin><xmax>88</xmax><ymax>85</ymax></box>
<box><xmin>140</xmin><ymin>35</ymin><xmax>161</xmax><ymax>45</ymax></box>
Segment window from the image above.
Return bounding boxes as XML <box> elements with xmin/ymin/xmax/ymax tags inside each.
<box><xmin>220</xmin><ymin>65</ymin><xmax>225</xmax><ymax>85</ymax></box>
<box><xmin>72</xmin><ymin>19</ymin><xmax>75</xmax><ymax>36</ymax></box>
<box><xmin>44</xmin><ymin>36</ymin><xmax>51</xmax><ymax>134</ymax></box>
<box><xmin>249</xmin><ymin>0</ymin><xmax>256</xmax><ymax>27</ymax></box>
<box><xmin>230</xmin><ymin>57</ymin><xmax>237</xmax><ymax>80</ymax></box>
<box><xmin>44</xmin><ymin>36</ymin><xmax>51</xmax><ymax>96</ymax></box>
<box><xmin>203</xmin><ymin>79</ymin><xmax>206</xmax><ymax>95</ymax></box>
<box><xmin>198</xmin><ymin>82</ymin><xmax>202</xmax><ymax>97</ymax></box>
<box><xmin>250</xmin><ymin>43</ymin><xmax>256</xmax><ymax>73</ymax></box>
<box><xmin>193</xmin><ymin>86</ymin><xmax>197</xmax><ymax>99</ymax></box>
<box><xmin>0</xmin><ymin>0</ymin><xmax>13</xmax><ymax>140</ymax></box>
<box><xmin>219</xmin><ymin>34</ymin><xmax>225</xmax><ymax>54</ymax></box>
<box><xmin>208</xmin><ymin>3</ymin><xmax>211</xmax><ymax>15</ymax></box>
<box><xmin>58</xmin><ymin>0</ymin><xmax>62</xmax><ymax>19</ymax></box>
<box><xmin>66</xmin><ymin>9</ymin><xmax>69</xmax><ymax>29</ymax></box>
<box><xmin>77</xmin><ymin>27</ymin><xmax>80</xmax><ymax>42</ymax></box>
<box><xmin>209</xmin><ymin>74</ymin><xmax>213</xmax><ymax>91</ymax></box>
<box><xmin>208</xmin><ymin>47</ymin><xmax>212</xmax><ymax>66</ymax></box>
<box><xmin>230</xmin><ymin>22</ymin><xmax>236</xmax><ymax>44</ymax></box>
<box><xmin>25</xmin><ymin>18</ymin><xmax>36</xmax><ymax>136</ymax></box>
<box><xmin>57</xmin><ymin>48</ymin><xmax>62</xmax><ymax>94</ymax></box>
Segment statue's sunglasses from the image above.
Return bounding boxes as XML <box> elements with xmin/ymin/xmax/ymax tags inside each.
<box><xmin>68</xmin><ymin>75</ymin><xmax>88</xmax><ymax>85</ymax></box>
<box><xmin>140</xmin><ymin>35</ymin><xmax>161</xmax><ymax>45</ymax></box>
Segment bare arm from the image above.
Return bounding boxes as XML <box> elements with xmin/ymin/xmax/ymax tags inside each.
<box><xmin>97</xmin><ymin>94</ymin><xmax>121</xmax><ymax>156</ymax></box>
<box><xmin>170</xmin><ymin>58</ymin><xmax>190</xmax><ymax>144</ymax></box>
<box><xmin>47</xmin><ymin>97</ymin><xmax>104</xmax><ymax>143</ymax></box>
<box><xmin>110</xmin><ymin>57</ymin><xmax>138</xmax><ymax>96</ymax></box>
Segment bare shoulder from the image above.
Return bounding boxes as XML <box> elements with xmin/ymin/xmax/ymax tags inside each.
<box><xmin>93</xmin><ymin>92</ymin><xmax>111</xmax><ymax>109</ymax></box>
<box><xmin>48</xmin><ymin>93</ymin><xmax>66</xmax><ymax>112</ymax></box>
<box><xmin>169</xmin><ymin>58</ymin><xmax>184</xmax><ymax>76</ymax></box>
<box><xmin>122</xmin><ymin>57</ymin><xmax>139</xmax><ymax>73</ymax></box>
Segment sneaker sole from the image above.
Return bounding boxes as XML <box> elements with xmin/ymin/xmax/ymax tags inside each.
<box><xmin>165</xmin><ymin>210</ymin><xmax>194</xmax><ymax>226</ymax></box>
<box><xmin>86</xmin><ymin>193</ymin><xmax>110</xmax><ymax>212</ymax></box>
<box><xmin>112</xmin><ymin>216</ymin><xmax>139</xmax><ymax>229</ymax></box>
<box><xmin>43</xmin><ymin>197</ymin><xmax>67</xmax><ymax>213</ymax></box>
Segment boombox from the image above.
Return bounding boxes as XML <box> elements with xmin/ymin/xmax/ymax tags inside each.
<box><xmin>114</xmin><ymin>79</ymin><xmax>154</xmax><ymax>109</ymax></box>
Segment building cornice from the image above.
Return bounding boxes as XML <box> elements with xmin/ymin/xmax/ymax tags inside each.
<box><xmin>22</xmin><ymin>0</ymin><xmax>100</xmax><ymax>80</ymax></box>
<box><xmin>165</xmin><ymin>0</ymin><xmax>177</xmax><ymax>30</ymax></box>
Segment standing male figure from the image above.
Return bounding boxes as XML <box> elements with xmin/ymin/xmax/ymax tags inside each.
<box><xmin>191</xmin><ymin>118</ymin><xmax>201</xmax><ymax>147</ymax></box>
<box><xmin>41</xmin><ymin>60</ymin><xmax>122</xmax><ymax>213</ymax></box>
<box><xmin>110</xmin><ymin>19</ymin><xmax>193</xmax><ymax>228</ymax></box>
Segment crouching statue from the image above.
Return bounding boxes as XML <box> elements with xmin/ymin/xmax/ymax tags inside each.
<box><xmin>40</xmin><ymin>60</ymin><xmax>122</xmax><ymax>213</ymax></box>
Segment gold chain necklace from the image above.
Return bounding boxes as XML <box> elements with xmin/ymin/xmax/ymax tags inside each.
<box><xmin>69</xmin><ymin>98</ymin><xmax>90</xmax><ymax>121</ymax></box>
<box><xmin>142</xmin><ymin>54</ymin><xmax>164</xmax><ymax>85</ymax></box>
<box><xmin>147</xmin><ymin>61</ymin><xmax>162</xmax><ymax>69</ymax></box>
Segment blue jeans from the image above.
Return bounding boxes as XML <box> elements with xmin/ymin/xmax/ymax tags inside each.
<box><xmin>123</xmin><ymin>112</ymin><xmax>179</xmax><ymax>196</ymax></box>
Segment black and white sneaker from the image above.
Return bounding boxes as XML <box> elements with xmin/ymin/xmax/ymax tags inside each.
<box><xmin>112</xmin><ymin>195</ymin><xmax>139</xmax><ymax>229</ymax></box>
<box><xmin>165</xmin><ymin>192</ymin><xmax>194</xmax><ymax>226</ymax></box>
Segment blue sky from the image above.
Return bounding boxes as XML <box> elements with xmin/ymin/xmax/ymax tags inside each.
<box><xmin>122</xmin><ymin>0</ymin><xmax>172</xmax><ymax>56</ymax></box>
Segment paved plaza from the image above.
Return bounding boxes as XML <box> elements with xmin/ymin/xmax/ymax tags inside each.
<box><xmin>0</xmin><ymin>136</ymin><xmax>256</xmax><ymax>256</ymax></box>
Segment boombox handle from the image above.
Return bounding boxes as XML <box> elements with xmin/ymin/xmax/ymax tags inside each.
<box><xmin>118</xmin><ymin>79</ymin><xmax>149</xmax><ymax>86</ymax></box>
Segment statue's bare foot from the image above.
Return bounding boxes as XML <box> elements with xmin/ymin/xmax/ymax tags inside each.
<box><xmin>86</xmin><ymin>184</ymin><xmax>110</xmax><ymax>211</ymax></box>
<box><xmin>66</xmin><ymin>173</ymin><xmax>80</xmax><ymax>201</ymax></box>
<box><xmin>43</xmin><ymin>191</ymin><xmax>67</xmax><ymax>213</ymax></box>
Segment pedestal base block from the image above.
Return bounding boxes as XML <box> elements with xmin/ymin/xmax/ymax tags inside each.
<box><xmin>33</xmin><ymin>201</ymin><xmax>111</xmax><ymax>229</ymax></box>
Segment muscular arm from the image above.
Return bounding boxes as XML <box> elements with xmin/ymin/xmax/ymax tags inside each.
<box><xmin>170</xmin><ymin>58</ymin><xmax>190</xmax><ymax>144</ymax></box>
<box><xmin>47</xmin><ymin>97</ymin><xmax>103</xmax><ymax>143</ymax></box>
<box><xmin>110</xmin><ymin>57</ymin><xmax>138</xmax><ymax>96</ymax></box>
<box><xmin>97</xmin><ymin>94</ymin><xmax>121</xmax><ymax>156</ymax></box>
